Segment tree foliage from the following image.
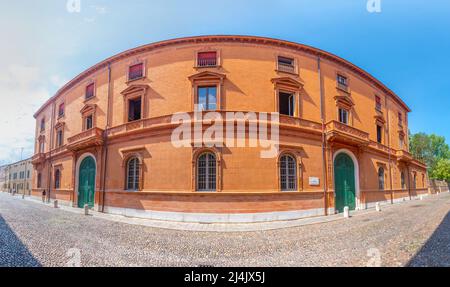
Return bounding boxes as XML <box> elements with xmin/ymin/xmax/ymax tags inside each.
<box><xmin>409</xmin><ymin>132</ymin><xmax>450</xmax><ymax>181</ymax></box>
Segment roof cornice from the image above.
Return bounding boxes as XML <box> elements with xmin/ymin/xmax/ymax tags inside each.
<box><xmin>34</xmin><ymin>35</ymin><xmax>411</xmax><ymax>117</ymax></box>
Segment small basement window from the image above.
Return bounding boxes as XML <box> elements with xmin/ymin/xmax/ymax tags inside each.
<box><xmin>128</xmin><ymin>98</ymin><xmax>142</xmax><ymax>122</ymax></box>
<box><xmin>279</xmin><ymin>92</ymin><xmax>295</xmax><ymax>116</ymax></box>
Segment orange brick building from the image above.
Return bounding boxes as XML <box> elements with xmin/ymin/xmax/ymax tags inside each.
<box><xmin>31</xmin><ymin>35</ymin><xmax>427</xmax><ymax>222</ymax></box>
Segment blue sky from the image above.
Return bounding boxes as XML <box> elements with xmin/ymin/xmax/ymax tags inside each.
<box><xmin>0</xmin><ymin>0</ymin><xmax>449</xmax><ymax>164</ymax></box>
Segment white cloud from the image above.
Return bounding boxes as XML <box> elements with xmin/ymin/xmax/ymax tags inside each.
<box><xmin>0</xmin><ymin>65</ymin><xmax>50</xmax><ymax>165</ymax></box>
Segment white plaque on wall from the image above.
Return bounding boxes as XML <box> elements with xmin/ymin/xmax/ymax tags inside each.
<box><xmin>309</xmin><ymin>177</ymin><xmax>320</xmax><ymax>186</ymax></box>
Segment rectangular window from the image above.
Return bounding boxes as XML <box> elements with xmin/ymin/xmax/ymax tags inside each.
<box><xmin>128</xmin><ymin>98</ymin><xmax>142</xmax><ymax>121</ymax></box>
<box><xmin>277</xmin><ymin>56</ymin><xmax>295</xmax><ymax>73</ymax></box>
<box><xmin>85</xmin><ymin>83</ymin><xmax>95</xmax><ymax>99</ymax></box>
<box><xmin>338</xmin><ymin>108</ymin><xmax>349</xmax><ymax>124</ymax></box>
<box><xmin>375</xmin><ymin>95</ymin><xmax>382</xmax><ymax>111</ymax></box>
<box><xmin>85</xmin><ymin>115</ymin><xmax>93</xmax><ymax>130</ymax></box>
<box><xmin>128</xmin><ymin>63</ymin><xmax>144</xmax><ymax>81</ymax></box>
<box><xmin>27</xmin><ymin>170</ymin><xmax>30</xmax><ymax>178</ymax></box>
<box><xmin>197</xmin><ymin>86</ymin><xmax>217</xmax><ymax>111</ymax></box>
<box><xmin>58</xmin><ymin>103</ymin><xmax>65</xmax><ymax>117</ymax></box>
<box><xmin>337</xmin><ymin>74</ymin><xmax>348</xmax><ymax>87</ymax></box>
<box><xmin>197</xmin><ymin>51</ymin><xmax>217</xmax><ymax>67</ymax></box>
<box><xmin>377</xmin><ymin>125</ymin><xmax>382</xmax><ymax>143</ymax></box>
<box><xmin>279</xmin><ymin>92</ymin><xmax>295</xmax><ymax>116</ymax></box>
<box><xmin>56</xmin><ymin>129</ymin><xmax>63</xmax><ymax>147</ymax></box>
<box><xmin>399</xmin><ymin>136</ymin><xmax>404</xmax><ymax>149</ymax></box>
<box><xmin>398</xmin><ymin>112</ymin><xmax>403</xmax><ymax>126</ymax></box>
<box><xmin>40</xmin><ymin>118</ymin><xmax>45</xmax><ymax>132</ymax></box>
<box><xmin>39</xmin><ymin>141</ymin><xmax>45</xmax><ymax>153</ymax></box>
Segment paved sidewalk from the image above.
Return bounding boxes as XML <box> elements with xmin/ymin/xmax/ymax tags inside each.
<box><xmin>1</xmin><ymin>191</ymin><xmax>450</xmax><ymax>266</ymax></box>
<box><xmin>12</xmin><ymin>192</ymin><xmax>442</xmax><ymax>232</ymax></box>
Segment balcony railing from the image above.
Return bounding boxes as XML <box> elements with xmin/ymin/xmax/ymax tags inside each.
<box><xmin>197</xmin><ymin>58</ymin><xmax>217</xmax><ymax>67</ymax></box>
<box><xmin>31</xmin><ymin>153</ymin><xmax>46</xmax><ymax>165</ymax></box>
<box><xmin>326</xmin><ymin>120</ymin><xmax>370</xmax><ymax>145</ymax></box>
<box><xmin>277</xmin><ymin>62</ymin><xmax>296</xmax><ymax>73</ymax></box>
<box><xmin>337</xmin><ymin>83</ymin><xmax>349</xmax><ymax>93</ymax></box>
<box><xmin>396</xmin><ymin>150</ymin><xmax>413</xmax><ymax>162</ymax></box>
<box><xmin>67</xmin><ymin>127</ymin><xmax>104</xmax><ymax>151</ymax></box>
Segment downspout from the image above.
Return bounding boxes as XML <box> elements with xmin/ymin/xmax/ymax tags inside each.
<box><xmin>47</xmin><ymin>102</ymin><xmax>56</xmax><ymax>202</ymax></box>
<box><xmin>101</xmin><ymin>62</ymin><xmax>112</xmax><ymax>213</ymax></box>
<box><xmin>385</xmin><ymin>94</ymin><xmax>394</xmax><ymax>204</ymax></box>
<box><xmin>318</xmin><ymin>57</ymin><xmax>328</xmax><ymax>215</ymax></box>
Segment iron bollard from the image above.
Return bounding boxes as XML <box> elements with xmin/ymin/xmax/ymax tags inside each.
<box><xmin>54</xmin><ymin>200</ymin><xmax>58</xmax><ymax>208</ymax></box>
<box><xmin>343</xmin><ymin>206</ymin><xmax>350</xmax><ymax>218</ymax></box>
<box><xmin>84</xmin><ymin>204</ymin><xmax>89</xmax><ymax>215</ymax></box>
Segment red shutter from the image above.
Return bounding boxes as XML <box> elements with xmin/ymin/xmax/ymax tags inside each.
<box><xmin>58</xmin><ymin>103</ymin><xmax>64</xmax><ymax>116</ymax></box>
<box><xmin>86</xmin><ymin>83</ymin><xmax>95</xmax><ymax>98</ymax></box>
<box><xmin>197</xmin><ymin>52</ymin><xmax>217</xmax><ymax>67</ymax></box>
<box><xmin>198</xmin><ymin>52</ymin><xmax>216</xmax><ymax>60</ymax></box>
<box><xmin>129</xmin><ymin>63</ymin><xmax>144</xmax><ymax>80</ymax></box>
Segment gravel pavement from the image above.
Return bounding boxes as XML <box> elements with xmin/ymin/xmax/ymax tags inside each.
<box><xmin>1</xmin><ymin>192</ymin><xmax>450</xmax><ymax>267</ymax></box>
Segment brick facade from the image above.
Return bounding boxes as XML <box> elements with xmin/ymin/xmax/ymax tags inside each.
<box><xmin>31</xmin><ymin>35</ymin><xmax>427</xmax><ymax>222</ymax></box>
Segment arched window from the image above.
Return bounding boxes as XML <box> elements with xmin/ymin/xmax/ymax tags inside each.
<box><xmin>54</xmin><ymin>169</ymin><xmax>61</xmax><ymax>189</ymax></box>
<box><xmin>197</xmin><ymin>152</ymin><xmax>216</xmax><ymax>191</ymax></box>
<box><xmin>401</xmin><ymin>171</ymin><xmax>406</xmax><ymax>189</ymax></box>
<box><xmin>413</xmin><ymin>173</ymin><xmax>417</xmax><ymax>189</ymax></box>
<box><xmin>378</xmin><ymin>167</ymin><xmax>385</xmax><ymax>190</ymax></box>
<box><xmin>126</xmin><ymin>157</ymin><xmax>140</xmax><ymax>190</ymax></box>
<box><xmin>280</xmin><ymin>154</ymin><xmax>297</xmax><ymax>191</ymax></box>
<box><xmin>37</xmin><ymin>173</ymin><xmax>42</xmax><ymax>188</ymax></box>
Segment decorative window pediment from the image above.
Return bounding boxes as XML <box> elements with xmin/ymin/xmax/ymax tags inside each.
<box><xmin>121</xmin><ymin>84</ymin><xmax>149</xmax><ymax>96</ymax></box>
<box><xmin>271</xmin><ymin>77</ymin><xmax>303</xmax><ymax>90</ymax></box>
<box><xmin>54</xmin><ymin>121</ymin><xmax>65</xmax><ymax>129</ymax></box>
<box><xmin>334</xmin><ymin>95</ymin><xmax>354</xmax><ymax>110</ymax></box>
<box><xmin>188</xmin><ymin>71</ymin><xmax>226</xmax><ymax>85</ymax></box>
<box><xmin>80</xmin><ymin>104</ymin><xmax>97</xmax><ymax>115</ymax></box>
<box><xmin>121</xmin><ymin>85</ymin><xmax>149</xmax><ymax>122</ymax></box>
<box><xmin>374</xmin><ymin>114</ymin><xmax>386</xmax><ymax>125</ymax></box>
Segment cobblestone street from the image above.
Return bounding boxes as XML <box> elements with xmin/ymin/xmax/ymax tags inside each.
<box><xmin>1</xmin><ymin>192</ymin><xmax>450</xmax><ymax>267</ymax></box>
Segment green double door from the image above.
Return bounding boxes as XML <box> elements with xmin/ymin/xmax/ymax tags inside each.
<box><xmin>78</xmin><ymin>156</ymin><xmax>96</xmax><ymax>208</ymax></box>
<box><xmin>334</xmin><ymin>153</ymin><xmax>356</xmax><ymax>212</ymax></box>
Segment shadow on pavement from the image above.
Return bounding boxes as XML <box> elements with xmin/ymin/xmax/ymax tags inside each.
<box><xmin>0</xmin><ymin>215</ymin><xmax>41</xmax><ymax>267</ymax></box>
<box><xmin>407</xmin><ymin>211</ymin><xmax>450</xmax><ymax>267</ymax></box>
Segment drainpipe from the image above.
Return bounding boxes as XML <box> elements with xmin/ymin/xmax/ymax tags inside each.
<box><xmin>101</xmin><ymin>62</ymin><xmax>112</xmax><ymax>213</ymax></box>
<box><xmin>47</xmin><ymin>102</ymin><xmax>56</xmax><ymax>202</ymax></box>
<box><xmin>385</xmin><ymin>94</ymin><xmax>394</xmax><ymax>204</ymax></box>
<box><xmin>318</xmin><ymin>57</ymin><xmax>328</xmax><ymax>216</ymax></box>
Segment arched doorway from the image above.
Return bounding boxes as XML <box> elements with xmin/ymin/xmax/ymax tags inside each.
<box><xmin>334</xmin><ymin>153</ymin><xmax>356</xmax><ymax>212</ymax></box>
<box><xmin>77</xmin><ymin>156</ymin><xmax>96</xmax><ymax>208</ymax></box>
